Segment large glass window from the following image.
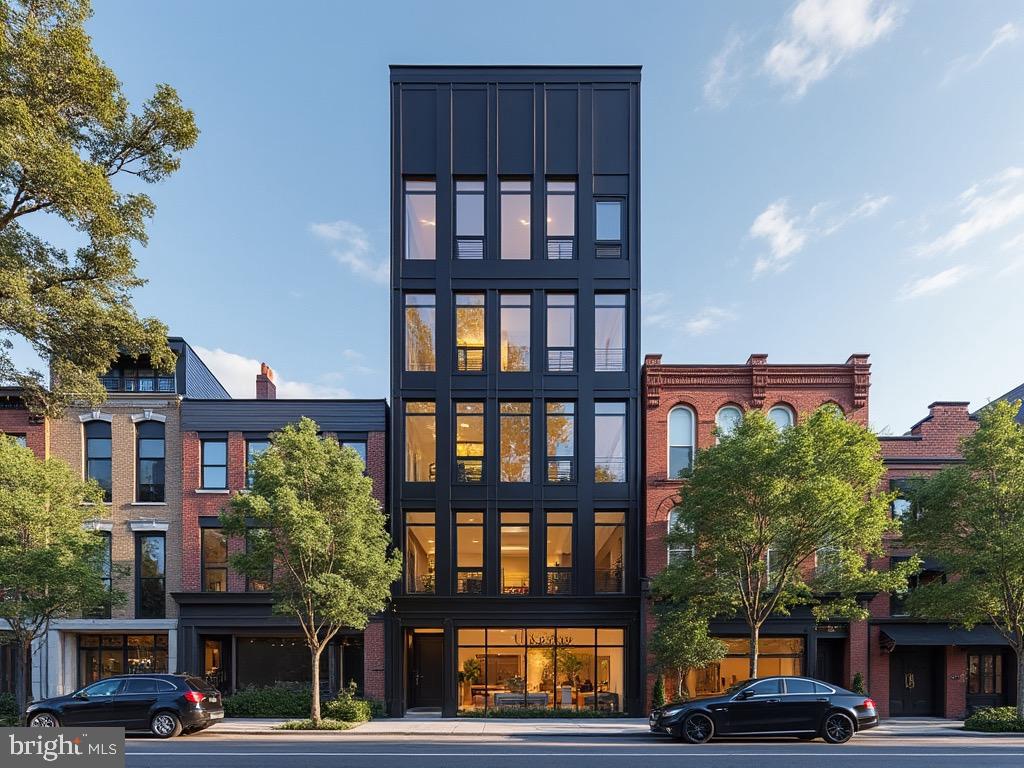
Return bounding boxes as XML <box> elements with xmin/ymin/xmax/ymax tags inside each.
<box><xmin>78</xmin><ymin>634</ymin><xmax>168</xmax><ymax>687</ymax></box>
<box><xmin>667</xmin><ymin>507</ymin><xmax>694</xmax><ymax>565</ymax></box>
<box><xmin>499</xmin><ymin>293</ymin><xmax>530</xmax><ymax>372</ymax></box>
<box><xmin>86</xmin><ymin>531</ymin><xmax>112</xmax><ymax>619</ymax></box>
<box><xmin>136</xmin><ymin>421</ymin><xmax>165</xmax><ymax>502</ymax></box>
<box><xmin>245</xmin><ymin>439</ymin><xmax>269</xmax><ymax>488</ymax></box>
<box><xmin>595</xmin><ymin>402</ymin><xmax>626</xmax><ymax>483</ymax></box>
<box><xmin>500</xmin><ymin>402</ymin><xmax>531</xmax><ymax>483</ymax></box>
<box><xmin>405</xmin><ymin>511</ymin><xmax>435</xmax><ymax>594</ymax></box>
<box><xmin>246</xmin><ymin>527</ymin><xmax>273</xmax><ymax>592</ymax></box>
<box><xmin>405</xmin><ymin>293</ymin><xmax>436</xmax><ymax>372</ymax></box>
<box><xmin>715</xmin><ymin>406</ymin><xmax>742</xmax><ymax>441</ymax></box>
<box><xmin>455</xmin><ymin>511</ymin><xmax>484</xmax><ymax>594</ymax></box>
<box><xmin>455</xmin><ymin>179</ymin><xmax>485</xmax><ymax>259</ymax></box>
<box><xmin>455</xmin><ymin>402</ymin><xmax>484</xmax><ymax>483</ymax></box>
<box><xmin>595</xmin><ymin>199</ymin><xmax>624</xmax><ymax>256</ymax></box>
<box><xmin>595</xmin><ymin>294</ymin><xmax>626</xmax><ymax>372</ymax></box>
<box><xmin>136</xmin><ymin>533</ymin><xmax>165</xmax><ymax>618</ymax></box>
<box><xmin>681</xmin><ymin>637</ymin><xmax>803</xmax><ymax>698</ymax></box>
<box><xmin>545</xmin><ymin>180</ymin><xmax>575</xmax><ymax>259</ymax></box>
<box><xmin>341</xmin><ymin>440</ymin><xmax>367</xmax><ymax>470</ymax></box>
<box><xmin>500</xmin><ymin>511</ymin><xmax>530</xmax><ymax>594</ymax></box>
<box><xmin>546</xmin><ymin>294</ymin><xmax>575</xmax><ymax>372</ymax></box>
<box><xmin>84</xmin><ymin>420</ymin><xmax>112</xmax><ymax>503</ymax></box>
<box><xmin>890</xmin><ymin>478</ymin><xmax>917</xmax><ymax>522</ymax></box>
<box><xmin>455</xmin><ymin>293</ymin><xmax>486</xmax><ymax>372</ymax></box>
<box><xmin>404</xmin><ymin>179</ymin><xmax>435</xmax><ymax>260</ymax></box>
<box><xmin>668</xmin><ymin>406</ymin><xmax>695</xmax><ymax>478</ymax></box>
<box><xmin>545</xmin><ymin>402</ymin><xmax>575</xmax><ymax>483</ymax></box>
<box><xmin>968</xmin><ymin>653</ymin><xmax>1004</xmax><ymax>696</ymax></box>
<box><xmin>594</xmin><ymin>512</ymin><xmax>625</xmax><ymax>594</ymax></box>
<box><xmin>768</xmin><ymin>405</ymin><xmax>794</xmax><ymax>430</ymax></box>
<box><xmin>202</xmin><ymin>528</ymin><xmax>228</xmax><ymax>592</ymax></box>
<box><xmin>500</xmin><ymin>180</ymin><xmax>531</xmax><ymax>259</ymax></box>
<box><xmin>404</xmin><ymin>401</ymin><xmax>436</xmax><ymax>482</ymax></box>
<box><xmin>201</xmin><ymin>439</ymin><xmax>227</xmax><ymax>489</ymax></box>
<box><xmin>546</xmin><ymin>512</ymin><xmax>573</xmax><ymax>595</ymax></box>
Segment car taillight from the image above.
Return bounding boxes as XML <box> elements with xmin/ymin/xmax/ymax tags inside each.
<box><xmin>863</xmin><ymin>698</ymin><xmax>876</xmax><ymax>710</ymax></box>
<box><xmin>183</xmin><ymin>691</ymin><xmax>205</xmax><ymax>704</ymax></box>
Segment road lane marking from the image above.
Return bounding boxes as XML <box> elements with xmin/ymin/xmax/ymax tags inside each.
<box><xmin>126</xmin><ymin>752</ymin><xmax>1024</xmax><ymax>758</ymax></box>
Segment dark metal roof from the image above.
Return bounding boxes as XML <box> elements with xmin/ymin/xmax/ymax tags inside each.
<box><xmin>390</xmin><ymin>65</ymin><xmax>641</xmax><ymax>84</ymax></box>
<box><xmin>180</xmin><ymin>399</ymin><xmax>386</xmax><ymax>433</ymax></box>
<box><xmin>973</xmin><ymin>382</ymin><xmax>1024</xmax><ymax>424</ymax></box>
<box><xmin>880</xmin><ymin>623</ymin><xmax>1008</xmax><ymax>647</ymax></box>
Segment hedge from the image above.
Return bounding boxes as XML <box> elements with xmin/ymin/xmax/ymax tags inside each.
<box><xmin>964</xmin><ymin>707</ymin><xmax>1024</xmax><ymax>733</ymax></box>
<box><xmin>222</xmin><ymin>683</ymin><xmax>380</xmax><ymax>721</ymax></box>
<box><xmin>276</xmin><ymin>718</ymin><xmax>356</xmax><ymax>731</ymax></box>
<box><xmin>0</xmin><ymin>692</ymin><xmax>16</xmax><ymax>726</ymax></box>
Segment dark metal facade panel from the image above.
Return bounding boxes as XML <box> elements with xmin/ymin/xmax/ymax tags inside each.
<box><xmin>880</xmin><ymin>624</ymin><xmax>1009</xmax><ymax>647</ymax></box>
<box><xmin>181</xmin><ymin>399</ymin><xmax>387</xmax><ymax>433</ymax></box>
<box><xmin>176</xmin><ymin>339</ymin><xmax>231</xmax><ymax>399</ymax></box>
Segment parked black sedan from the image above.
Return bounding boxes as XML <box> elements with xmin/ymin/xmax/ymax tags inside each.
<box><xmin>650</xmin><ymin>676</ymin><xmax>878</xmax><ymax>744</ymax></box>
<box><xmin>23</xmin><ymin>674</ymin><xmax>224</xmax><ymax>738</ymax></box>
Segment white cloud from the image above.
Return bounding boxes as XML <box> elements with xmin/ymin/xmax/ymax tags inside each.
<box><xmin>704</xmin><ymin>31</ymin><xmax>747</xmax><ymax>108</ymax></box>
<box><xmin>193</xmin><ymin>346</ymin><xmax>352</xmax><ymax>399</ymax></box>
<box><xmin>817</xmin><ymin>193</ymin><xmax>892</xmax><ymax>235</ymax></box>
<box><xmin>310</xmin><ymin>220</ymin><xmax>388</xmax><ymax>284</ymax></box>
<box><xmin>684</xmin><ymin>306</ymin><xmax>736</xmax><ymax>336</ymax></box>
<box><xmin>750</xmin><ymin>200</ymin><xmax>808</xmax><ymax>274</ymax></box>
<box><xmin>898</xmin><ymin>265</ymin><xmax>972</xmax><ymax>300</ymax></box>
<box><xmin>942</xmin><ymin>22</ymin><xmax>1020</xmax><ymax>85</ymax></box>
<box><xmin>764</xmin><ymin>0</ymin><xmax>903</xmax><ymax>97</ymax></box>
<box><xmin>643</xmin><ymin>294</ymin><xmax>737</xmax><ymax>336</ymax></box>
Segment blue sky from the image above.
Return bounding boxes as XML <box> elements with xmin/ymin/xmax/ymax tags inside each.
<box><xmin>70</xmin><ymin>0</ymin><xmax>1024</xmax><ymax>432</ymax></box>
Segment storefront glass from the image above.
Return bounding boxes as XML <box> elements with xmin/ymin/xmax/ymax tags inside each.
<box><xmin>78</xmin><ymin>634</ymin><xmax>168</xmax><ymax>686</ymax></box>
<box><xmin>679</xmin><ymin>636</ymin><xmax>804</xmax><ymax>699</ymax></box>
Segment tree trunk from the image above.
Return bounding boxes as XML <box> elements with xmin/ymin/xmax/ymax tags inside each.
<box><xmin>311</xmin><ymin>646</ymin><xmax>322</xmax><ymax>724</ymax></box>
<box><xmin>676</xmin><ymin>667</ymin><xmax>683</xmax><ymax>700</ymax></box>
<box><xmin>14</xmin><ymin>639</ymin><xmax>31</xmax><ymax>718</ymax></box>
<box><xmin>749</xmin><ymin>624</ymin><xmax>760</xmax><ymax>679</ymax></box>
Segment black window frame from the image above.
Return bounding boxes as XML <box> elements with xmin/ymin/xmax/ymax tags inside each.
<box><xmin>135</xmin><ymin>532</ymin><xmax>166</xmax><ymax>619</ymax></box>
<box><xmin>545</xmin><ymin>293</ymin><xmax>576</xmax><ymax>373</ymax></box>
<box><xmin>499</xmin><ymin>292</ymin><xmax>531</xmax><ymax>372</ymax></box>
<box><xmin>245</xmin><ymin>526</ymin><xmax>273</xmax><ymax>593</ymax></box>
<box><xmin>201</xmin><ymin>527</ymin><xmax>228</xmax><ymax>592</ymax></box>
<box><xmin>454</xmin><ymin>292</ymin><xmax>486</xmax><ymax>373</ymax></box>
<box><xmin>594</xmin><ymin>293</ymin><xmax>627</xmax><ymax>372</ymax></box>
<box><xmin>499</xmin><ymin>401</ymin><xmax>531</xmax><ymax>483</ymax></box>
<box><xmin>454</xmin><ymin>178</ymin><xmax>485</xmax><ymax>260</ymax></box>
<box><xmin>341</xmin><ymin>439</ymin><xmax>368</xmax><ymax>473</ymax></box>
<box><xmin>245</xmin><ymin>438</ymin><xmax>270</xmax><ymax>488</ymax></box>
<box><xmin>454</xmin><ymin>401</ymin><xmax>485</xmax><ymax>484</ymax></box>
<box><xmin>454</xmin><ymin>511</ymin><xmax>485</xmax><ymax>595</ymax></box>
<box><xmin>86</xmin><ymin>530</ymin><xmax>112</xmax><ymax>619</ymax></box>
<box><xmin>545</xmin><ymin>401</ymin><xmax>576</xmax><ymax>484</ymax></box>
<box><xmin>404</xmin><ymin>178</ymin><xmax>436</xmax><ymax>261</ymax></box>
<box><xmin>594</xmin><ymin>511</ymin><xmax>626</xmax><ymax>594</ymax></box>
<box><xmin>545</xmin><ymin>511</ymin><xmax>574</xmax><ymax>596</ymax></box>
<box><xmin>135</xmin><ymin>421</ymin><xmax>165</xmax><ymax>503</ymax></box>
<box><xmin>594</xmin><ymin>401</ymin><xmax>627</xmax><ymax>483</ymax></box>
<box><xmin>499</xmin><ymin>178</ymin><xmax>531</xmax><ymax>260</ymax></box>
<box><xmin>594</xmin><ymin>197</ymin><xmax>625</xmax><ymax>257</ymax></box>
<box><xmin>544</xmin><ymin>179</ymin><xmax>576</xmax><ymax>260</ymax></box>
<box><xmin>201</xmin><ymin>438</ymin><xmax>228</xmax><ymax>490</ymax></box>
<box><xmin>84</xmin><ymin>420</ymin><xmax>112</xmax><ymax>503</ymax></box>
<box><xmin>404</xmin><ymin>291</ymin><xmax>437</xmax><ymax>372</ymax></box>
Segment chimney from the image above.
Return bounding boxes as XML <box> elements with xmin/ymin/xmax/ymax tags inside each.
<box><xmin>256</xmin><ymin>362</ymin><xmax>276</xmax><ymax>400</ymax></box>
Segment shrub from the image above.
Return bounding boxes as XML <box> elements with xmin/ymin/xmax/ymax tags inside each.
<box><xmin>651</xmin><ymin>674</ymin><xmax>666</xmax><ymax>709</ymax></box>
<box><xmin>223</xmin><ymin>683</ymin><xmax>312</xmax><ymax>718</ymax></box>
<box><xmin>459</xmin><ymin>707</ymin><xmax>624</xmax><ymax>719</ymax></box>
<box><xmin>276</xmin><ymin>718</ymin><xmax>355</xmax><ymax>731</ymax></box>
<box><xmin>0</xmin><ymin>692</ymin><xmax>17</xmax><ymax>726</ymax></box>
<box><xmin>322</xmin><ymin>696</ymin><xmax>373</xmax><ymax>722</ymax></box>
<box><xmin>964</xmin><ymin>707</ymin><xmax>1024</xmax><ymax>733</ymax></box>
<box><xmin>850</xmin><ymin>672</ymin><xmax>866</xmax><ymax>695</ymax></box>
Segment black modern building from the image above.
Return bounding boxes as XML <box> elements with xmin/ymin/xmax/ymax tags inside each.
<box><xmin>387</xmin><ymin>65</ymin><xmax>642</xmax><ymax>716</ymax></box>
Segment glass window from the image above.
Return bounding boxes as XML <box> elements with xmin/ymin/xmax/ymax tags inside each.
<box><xmin>455</xmin><ymin>402</ymin><xmax>484</xmax><ymax>483</ymax></box>
<box><xmin>86</xmin><ymin>531</ymin><xmax>112</xmax><ymax>619</ymax></box>
<box><xmin>455</xmin><ymin>511</ymin><xmax>484</xmax><ymax>594</ymax></box>
<box><xmin>890</xmin><ymin>479</ymin><xmax>916</xmax><ymax>522</ymax></box>
<box><xmin>500</xmin><ymin>293</ymin><xmax>531</xmax><ymax>372</ymax></box>
<box><xmin>546</xmin><ymin>180</ymin><xmax>576</xmax><ymax>259</ymax></box>
<box><xmin>4</xmin><ymin>433</ymin><xmax>28</xmax><ymax>448</ymax></box>
<box><xmin>595</xmin><ymin>512</ymin><xmax>625</xmax><ymax>593</ymax></box>
<box><xmin>667</xmin><ymin>507</ymin><xmax>693</xmax><ymax>565</ymax></box>
<box><xmin>595</xmin><ymin>200</ymin><xmax>623</xmax><ymax>242</ymax></box>
<box><xmin>202</xmin><ymin>528</ymin><xmax>228</xmax><ymax>592</ymax></box>
<box><xmin>546</xmin><ymin>512</ymin><xmax>573</xmax><ymax>595</ymax></box>
<box><xmin>201</xmin><ymin>439</ymin><xmax>227</xmax><ymax>489</ymax></box>
<box><xmin>136</xmin><ymin>533</ymin><xmax>165</xmax><ymax>618</ymax></box>
<box><xmin>245</xmin><ymin>439</ymin><xmax>269</xmax><ymax>488</ymax></box>
<box><xmin>785</xmin><ymin>678</ymin><xmax>816</xmax><ymax>694</ymax></box>
<box><xmin>501</xmin><ymin>511</ymin><xmax>530</xmax><ymax>594</ymax></box>
<box><xmin>455</xmin><ymin>293</ymin><xmax>486</xmax><ymax>372</ymax></box>
<box><xmin>545</xmin><ymin>402</ymin><xmax>575</xmax><ymax>483</ymax></box>
<box><xmin>747</xmin><ymin>678</ymin><xmax>782</xmax><ymax>696</ymax></box>
<box><xmin>500</xmin><ymin>402</ymin><xmax>531</xmax><ymax>483</ymax></box>
<box><xmin>136</xmin><ymin>421</ymin><xmax>165</xmax><ymax>502</ymax></box>
<box><xmin>768</xmin><ymin>405</ymin><xmax>794</xmax><ymax>430</ymax></box>
<box><xmin>84</xmin><ymin>420</ymin><xmax>112</xmax><ymax>503</ymax></box>
<box><xmin>455</xmin><ymin>179</ymin><xmax>485</xmax><ymax>259</ymax></box>
<box><xmin>246</xmin><ymin>527</ymin><xmax>273</xmax><ymax>592</ymax></box>
<box><xmin>668</xmin><ymin>406</ymin><xmax>694</xmax><ymax>478</ymax></box>
<box><xmin>341</xmin><ymin>440</ymin><xmax>367</xmax><ymax>469</ymax></box>
<box><xmin>83</xmin><ymin>678</ymin><xmax>123</xmax><ymax>697</ymax></box>
<box><xmin>716</xmin><ymin>406</ymin><xmax>742</xmax><ymax>441</ymax></box>
<box><xmin>404</xmin><ymin>401</ymin><xmax>436</xmax><ymax>482</ymax></box>
<box><xmin>595</xmin><ymin>402</ymin><xmax>626</xmax><ymax>483</ymax></box>
<box><xmin>405</xmin><ymin>511</ymin><xmax>435</xmax><ymax>594</ymax></box>
<box><xmin>405</xmin><ymin>179</ymin><xmax>435</xmax><ymax>260</ymax></box>
<box><xmin>405</xmin><ymin>293</ymin><xmax>436</xmax><ymax>372</ymax></box>
<box><xmin>968</xmin><ymin>653</ymin><xmax>1004</xmax><ymax>695</ymax></box>
<box><xmin>546</xmin><ymin>294</ymin><xmax>575</xmax><ymax>372</ymax></box>
<box><xmin>595</xmin><ymin>294</ymin><xmax>626</xmax><ymax>372</ymax></box>
<box><xmin>500</xmin><ymin>179</ymin><xmax>531</xmax><ymax>259</ymax></box>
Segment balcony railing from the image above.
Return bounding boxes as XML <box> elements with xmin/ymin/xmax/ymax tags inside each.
<box><xmin>546</xmin><ymin>458</ymin><xmax>575</xmax><ymax>483</ymax></box>
<box><xmin>457</xmin><ymin>570</ymin><xmax>484</xmax><ymax>594</ymax></box>
<box><xmin>455</xmin><ymin>457</ymin><xmax>483</xmax><ymax>483</ymax></box>
<box><xmin>407</xmin><ymin>574</ymin><xmax>435</xmax><ymax>594</ymax></box>
<box><xmin>546</xmin><ymin>348</ymin><xmax>575</xmax><ymax>372</ymax></box>
<box><xmin>101</xmin><ymin>375</ymin><xmax>176</xmax><ymax>393</ymax></box>
<box><xmin>456</xmin><ymin>346</ymin><xmax>485</xmax><ymax>372</ymax></box>
<box><xmin>502</xmin><ymin>571</ymin><xmax>530</xmax><ymax>595</ymax></box>
<box><xmin>595</xmin><ymin>457</ymin><xmax>626</xmax><ymax>483</ymax></box>
<box><xmin>595</xmin><ymin>347</ymin><xmax>625</xmax><ymax>372</ymax></box>
<box><xmin>456</xmin><ymin>238</ymin><xmax>484</xmax><ymax>259</ymax></box>
<box><xmin>546</xmin><ymin>568</ymin><xmax>573</xmax><ymax>595</ymax></box>
<box><xmin>595</xmin><ymin>567</ymin><xmax>624</xmax><ymax>594</ymax></box>
<box><xmin>546</xmin><ymin>238</ymin><xmax>574</xmax><ymax>260</ymax></box>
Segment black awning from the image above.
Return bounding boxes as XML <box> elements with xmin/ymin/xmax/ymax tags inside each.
<box><xmin>880</xmin><ymin>623</ymin><xmax>1009</xmax><ymax>647</ymax></box>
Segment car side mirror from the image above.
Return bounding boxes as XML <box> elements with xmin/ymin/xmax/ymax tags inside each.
<box><xmin>74</xmin><ymin>691</ymin><xmax>89</xmax><ymax>700</ymax></box>
<box><xmin>738</xmin><ymin>689</ymin><xmax>754</xmax><ymax>699</ymax></box>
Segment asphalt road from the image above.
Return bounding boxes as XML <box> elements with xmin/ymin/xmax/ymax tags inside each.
<box><xmin>124</xmin><ymin>733</ymin><xmax>1024</xmax><ymax>768</ymax></box>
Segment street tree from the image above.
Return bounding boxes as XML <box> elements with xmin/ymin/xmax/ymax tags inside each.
<box><xmin>903</xmin><ymin>399</ymin><xmax>1024</xmax><ymax>719</ymax></box>
<box><xmin>0</xmin><ymin>0</ymin><xmax>198</xmax><ymax>416</ymax></box>
<box><xmin>648</xmin><ymin>604</ymin><xmax>727</xmax><ymax>701</ymax></box>
<box><xmin>222</xmin><ymin>418</ymin><xmax>402</xmax><ymax>723</ymax></box>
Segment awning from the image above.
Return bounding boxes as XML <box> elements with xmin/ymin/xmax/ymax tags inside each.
<box><xmin>880</xmin><ymin>623</ymin><xmax>1009</xmax><ymax>648</ymax></box>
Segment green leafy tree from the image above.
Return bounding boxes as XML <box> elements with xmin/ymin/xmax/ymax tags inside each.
<box><xmin>656</xmin><ymin>407</ymin><xmax>914</xmax><ymax>678</ymax></box>
<box><xmin>0</xmin><ymin>0</ymin><xmax>198</xmax><ymax>416</ymax></box>
<box><xmin>903</xmin><ymin>400</ymin><xmax>1024</xmax><ymax>718</ymax></box>
<box><xmin>0</xmin><ymin>435</ymin><xmax>122</xmax><ymax>715</ymax></box>
<box><xmin>221</xmin><ymin>418</ymin><xmax>402</xmax><ymax>724</ymax></box>
<box><xmin>648</xmin><ymin>605</ymin><xmax>727</xmax><ymax>701</ymax></box>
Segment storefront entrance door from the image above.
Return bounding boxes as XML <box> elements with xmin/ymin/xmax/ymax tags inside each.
<box><xmin>889</xmin><ymin>647</ymin><xmax>940</xmax><ymax>716</ymax></box>
<box><xmin>409</xmin><ymin>634</ymin><xmax>443</xmax><ymax>708</ymax></box>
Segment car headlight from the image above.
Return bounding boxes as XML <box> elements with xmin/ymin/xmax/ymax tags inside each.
<box><xmin>660</xmin><ymin>704</ymin><xmax>690</xmax><ymax>719</ymax></box>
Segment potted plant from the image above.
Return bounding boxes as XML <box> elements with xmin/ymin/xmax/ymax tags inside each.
<box><xmin>459</xmin><ymin>658</ymin><xmax>482</xmax><ymax>704</ymax></box>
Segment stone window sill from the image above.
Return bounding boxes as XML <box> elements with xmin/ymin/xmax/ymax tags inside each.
<box><xmin>195</xmin><ymin>489</ymin><xmax>231</xmax><ymax>494</ymax></box>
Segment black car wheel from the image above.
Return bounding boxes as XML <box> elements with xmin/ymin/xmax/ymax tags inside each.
<box><xmin>28</xmin><ymin>712</ymin><xmax>60</xmax><ymax>728</ymax></box>
<box><xmin>151</xmin><ymin>712</ymin><xmax>183</xmax><ymax>739</ymax></box>
<box><xmin>680</xmin><ymin>712</ymin><xmax>715</xmax><ymax>744</ymax></box>
<box><xmin>822</xmin><ymin>712</ymin><xmax>854</xmax><ymax>744</ymax></box>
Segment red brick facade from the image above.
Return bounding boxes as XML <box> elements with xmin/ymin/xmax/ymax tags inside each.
<box><xmin>0</xmin><ymin>391</ymin><xmax>47</xmax><ymax>459</ymax></box>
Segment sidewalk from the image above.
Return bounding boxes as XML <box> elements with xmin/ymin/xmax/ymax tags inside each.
<box><xmin>208</xmin><ymin>717</ymin><xmax>651</xmax><ymax>736</ymax></box>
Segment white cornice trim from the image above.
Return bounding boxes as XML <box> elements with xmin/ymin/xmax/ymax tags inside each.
<box><xmin>131</xmin><ymin>410</ymin><xmax>166</xmax><ymax>423</ymax></box>
<box><xmin>127</xmin><ymin>520</ymin><xmax>169</xmax><ymax>532</ymax></box>
<box><xmin>83</xmin><ymin>520</ymin><xmax>114</xmax><ymax>532</ymax></box>
<box><xmin>79</xmin><ymin>410</ymin><xmax>113</xmax><ymax>423</ymax></box>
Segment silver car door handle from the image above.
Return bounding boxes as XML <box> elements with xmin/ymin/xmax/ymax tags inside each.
<box><xmin>765</xmin><ymin>698</ymin><xmax>781</xmax><ymax>704</ymax></box>
<box><xmin>816</xmin><ymin>697</ymin><xmax>829</xmax><ymax>702</ymax></box>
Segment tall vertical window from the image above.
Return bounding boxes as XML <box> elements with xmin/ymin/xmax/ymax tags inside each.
<box><xmin>545</xmin><ymin>180</ymin><xmax>575</xmax><ymax>259</ymax></box>
<box><xmin>87</xmin><ymin>531</ymin><xmax>112</xmax><ymax>618</ymax></box>
<box><xmin>201</xmin><ymin>439</ymin><xmax>227</xmax><ymax>489</ymax></box>
<box><xmin>768</xmin><ymin>405</ymin><xmax>794</xmax><ymax>430</ymax></box>
<box><xmin>499</xmin><ymin>293</ymin><xmax>531</xmax><ymax>372</ymax></box>
<box><xmin>455</xmin><ymin>402</ymin><xmax>484</xmax><ymax>483</ymax></box>
<box><xmin>668</xmin><ymin>406</ymin><xmax>695</xmax><ymax>478</ymax></box>
<box><xmin>404</xmin><ymin>179</ymin><xmax>436</xmax><ymax>260</ymax></box>
<box><xmin>245</xmin><ymin>439</ymin><xmax>269</xmax><ymax>488</ymax></box>
<box><xmin>500</xmin><ymin>511</ymin><xmax>530</xmax><ymax>594</ymax></box>
<box><xmin>545</xmin><ymin>511</ymin><xmax>573</xmax><ymax>595</ymax></box>
<box><xmin>594</xmin><ymin>512</ymin><xmax>625</xmax><ymax>594</ymax></box>
<box><xmin>667</xmin><ymin>507</ymin><xmax>694</xmax><ymax>565</ymax></box>
<box><xmin>455</xmin><ymin>511</ymin><xmax>484</xmax><ymax>594</ymax></box>
<box><xmin>405</xmin><ymin>401</ymin><xmax>436</xmax><ymax>482</ymax></box>
<box><xmin>595</xmin><ymin>402</ymin><xmax>626</xmax><ymax>483</ymax></box>
<box><xmin>455</xmin><ymin>179</ymin><xmax>485</xmax><ymax>259</ymax></box>
<box><xmin>890</xmin><ymin>479</ymin><xmax>916</xmax><ymax>522</ymax></box>
<box><xmin>545</xmin><ymin>294</ymin><xmax>575</xmax><ymax>372</ymax></box>
<box><xmin>500</xmin><ymin>179</ymin><xmax>531</xmax><ymax>259</ymax></box>
<box><xmin>84</xmin><ymin>420</ymin><xmax>112</xmax><ymax>503</ymax></box>
<box><xmin>341</xmin><ymin>440</ymin><xmax>367</xmax><ymax>469</ymax></box>
<box><xmin>136</xmin><ymin>421</ymin><xmax>165</xmax><ymax>502</ymax></box>
<box><xmin>716</xmin><ymin>406</ymin><xmax>742</xmax><ymax>441</ymax></box>
<box><xmin>246</xmin><ymin>528</ymin><xmax>272</xmax><ymax>592</ymax></box>
<box><xmin>595</xmin><ymin>294</ymin><xmax>626</xmax><ymax>372</ymax></box>
<box><xmin>405</xmin><ymin>511</ymin><xmax>435</xmax><ymax>593</ymax></box>
<box><xmin>5</xmin><ymin>433</ymin><xmax>27</xmax><ymax>447</ymax></box>
<box><xmin>202</xmin><ymin>528</ymin><xmax>228</xmax><ymax>592</ymax></box>
<box><xmin>136</xmin><ymin>533</ymin><xmax>165</xmax><ymax>618</ymax></box>
<box><xmin>545</xmin><ymin>402</ymin><xmax>575</xmax><ymax>483</ymax></box>
<box><xmin>405</xmin><ymin>293</ymin><xmax>436</xmax><ymax>372</ymax></box>
<box><xmin>595</xmin><ymin>199</ymin><xmax>624</xmax><ymax>257</ymax></box>
<box><xmin>499</xmin><ymin>402</ymin><xmax>531</xmax><ymax>483</ymax></box>
<box><xmin>455</xmin><ymin>293</ymin><xmax>485</xmax><ymax>372</ymax></box>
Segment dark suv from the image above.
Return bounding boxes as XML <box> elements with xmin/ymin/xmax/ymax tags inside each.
<box><xmin>23</xmin><ymin>674</ymin><xmax>224</xmax><ymax>738</ymax></box>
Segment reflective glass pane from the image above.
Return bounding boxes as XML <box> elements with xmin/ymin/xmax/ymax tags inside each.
<box><xmin>405</xmin><ymin>191</ymin><xmax>436</xmax><ymax>260</ymax></box>
<box><xmin>405</xmin><ymin>294</ymin><xmax>435</xmax><ymax>372</ymax></box>
<box><xmin>500</xmin><ymin>294</ymin><xmax>530</xmax><ymax>372</ymax></box>
<box><xmin>595</xmin><ymin>200</ymin><xmax>622</xmax><ymax>241</ymax></box>
<box><xmin>457</xmin><ymin>186</ymin><xmax>485</xmax><ymax>237</ymax></box>
<box><xmin>500</xmin><ymin>402</ymin><xmax>531</xmax><ymax>483</ymax></box>
<box><xmin>405</xmin><ymin>403</ymin><xmax>436</xmax><ymax>482</ymax></box>
<box><xmin>546</xmin><ymin>191</ymin><xmax>575</xmax><ymax>236</ymax></box>
<box><xmin>501</xmin><ymin>188</ymin><xmax>531</xmax><ymax>259</ymax></box>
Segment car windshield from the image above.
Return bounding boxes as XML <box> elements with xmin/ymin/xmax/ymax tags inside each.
<box><xmin>726</xmin><ymin>679</ymin><xmax>755</xmax><ymax>694</ymax></box>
